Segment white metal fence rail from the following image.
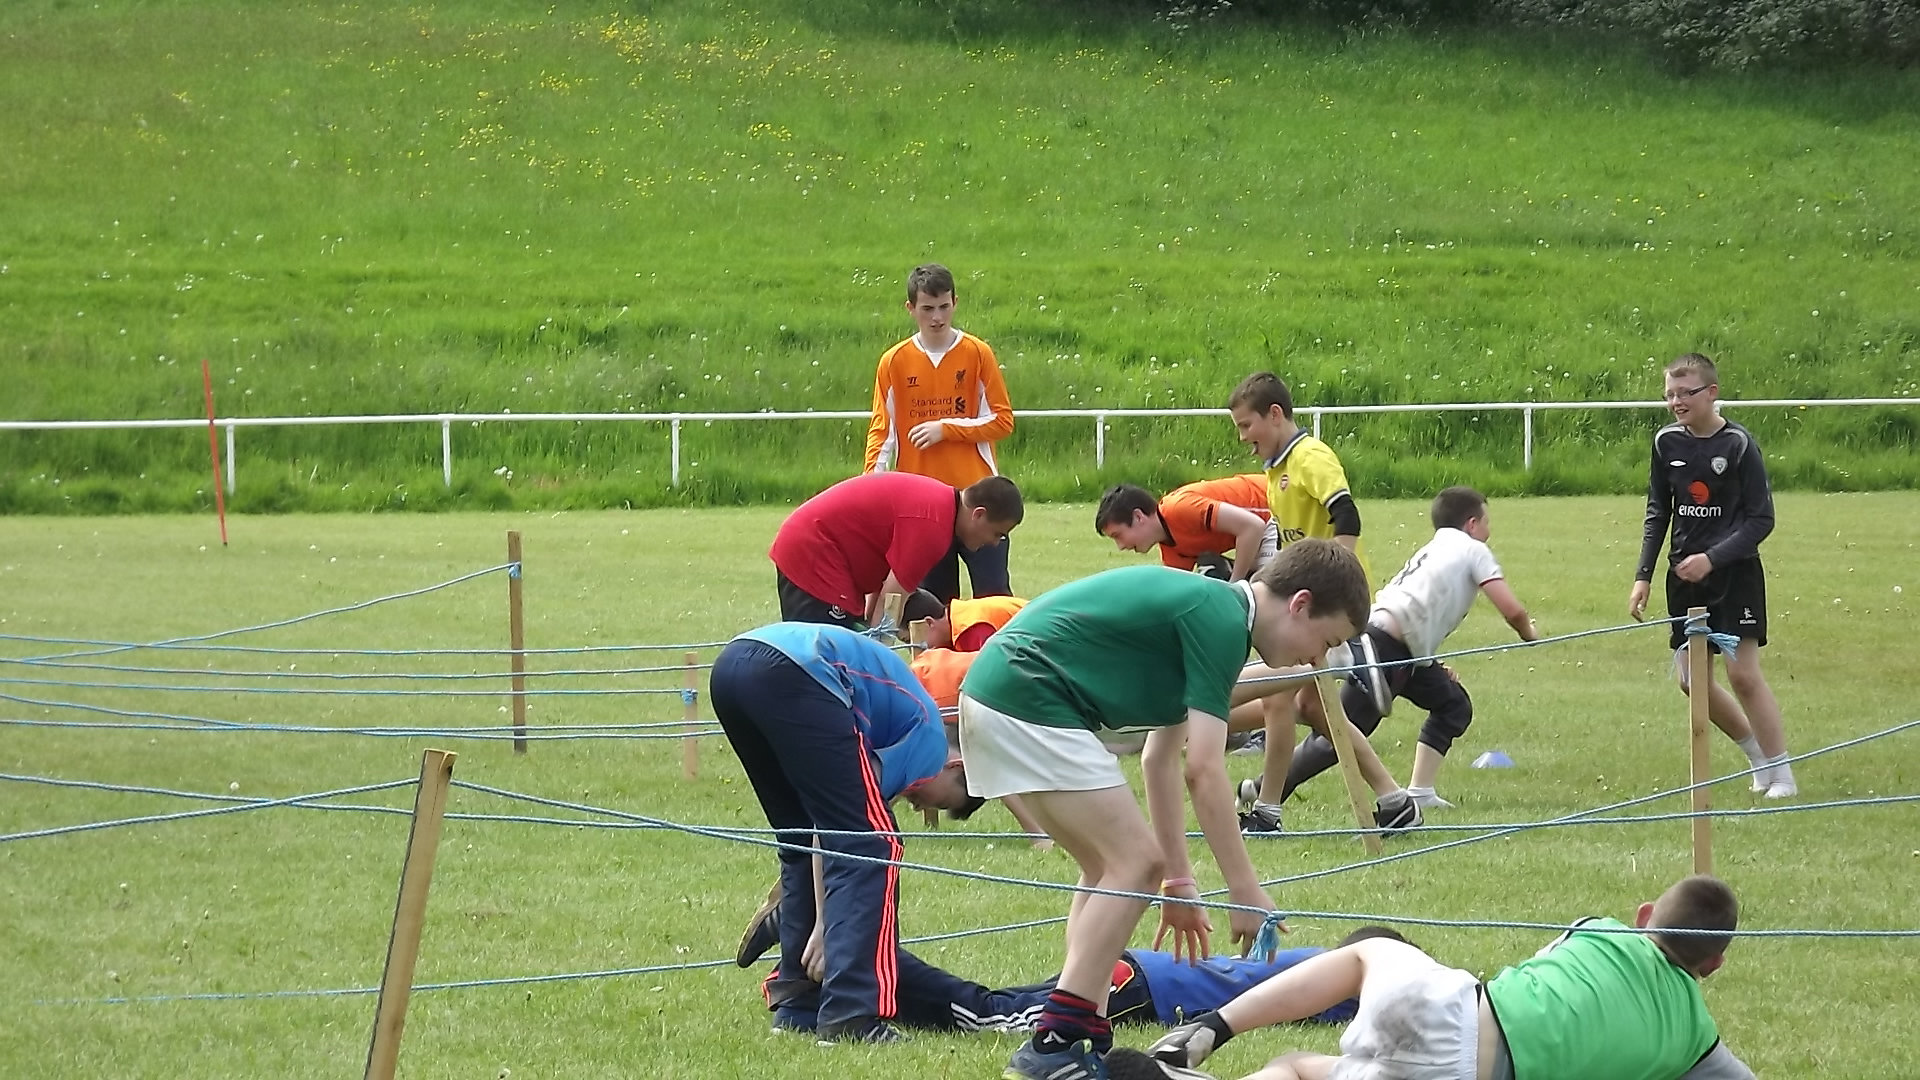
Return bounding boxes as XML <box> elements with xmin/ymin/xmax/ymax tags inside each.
<box><xmin>2</xmin><ymin>399</ymin><xmax>1913</xmax><ymax>493</ymax></box>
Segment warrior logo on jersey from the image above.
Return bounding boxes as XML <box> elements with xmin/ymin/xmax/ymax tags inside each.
<box><xmin>1711</xmin><ymin>456</ymin><xmax>1728</xmax><ymax>475</ymax></box>
<box><xmin>1688</xmin><ymin>481</ymin><xmax>1711</xmax><ymax>505</ymax></box>
<box><xmin>907</xmin><ymin>376</ymin><xmax>919</xmax><ymax>387</ymax></box>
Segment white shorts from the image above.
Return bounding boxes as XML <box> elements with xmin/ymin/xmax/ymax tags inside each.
<box><xmin>956</xmin><ymin>694</ymin><xmax>1129</xmax><ymax>799</ymax></box>
<box><xmin>1330</xmin><ymin>943</ymin><xmax>1481</xmax><ymax>1080</ymax></box>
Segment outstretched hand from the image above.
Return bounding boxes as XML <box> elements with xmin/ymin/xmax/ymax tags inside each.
<box><xmin>1153</xmin><ymin>884</ymin><xmax>1212</xmax><ymax>963</ymax></box>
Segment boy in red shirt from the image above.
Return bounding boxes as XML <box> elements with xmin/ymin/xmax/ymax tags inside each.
<box><xmin>770</xmin><ymin>472</ymin><xmax>1023</xmax><ymax>629</ymax></box>
<box><xmin>864</xmin><ymin>264</ymin><xmax>1017</xmax><ymax>603</ymax></box>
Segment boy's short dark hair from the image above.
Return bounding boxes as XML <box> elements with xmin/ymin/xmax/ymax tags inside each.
<box><xmin>962</xmin><ymin>475</ymin><xmax>1024</xmax><ymax>525</ymax></box>
<box><xmin>1430</xmin><ymin>486</ymin><xmax>1487</xmax><ymax>532</ymax></box>
<box><xmin>1253</xmin><ymin>538</ymin><xmax>1370</xmax><ymax>629</ymax></box>
<box><xmin>1335</xmin><ymin>925</ymin><xmax>1417</xmax><ymax>950</ymax></box>
<box><xmin>948</xmin><ymin>764</ymin><xmax>986</xmax><ymax>821</ymax></box>
<box><xmin>1666</xmin><ymin>352</ymin><xmax>1719</xmax><ymax>385</ymax></box>
<box><xmin>906</xmin><ymin>263</ymin><xmax>956</xmax><ymax>304</ymax></box>
<box><xmin>1094</xmin><ymin>484</ymin><xmax>1161</xmax><ymax>534</ymax></box>
<box><xmin>1228</xmin><ymin>372</ymin><xmax>1294</xmax><ymax>420</ymax></box>
<box><xmin>902</xmin><ymin>589</ymin><xmax>945</xmax><ymax>625</ymax></box>
<box><xmin>1649</xmin><ymin>874</ymin><xmax>1739</xmax><ymax>972</ymax></box>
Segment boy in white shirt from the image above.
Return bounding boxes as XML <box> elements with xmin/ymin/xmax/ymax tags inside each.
<box><xmin>1245</xmin><ymin>487</ymin><xmax>1537</xmax><ymax>815</ymax></box>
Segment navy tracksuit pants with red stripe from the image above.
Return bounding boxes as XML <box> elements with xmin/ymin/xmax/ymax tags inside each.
<box><xmin>710</xmin><ymin>638</ymin><xmax>903</xmax><ymax>1035</ymax></box>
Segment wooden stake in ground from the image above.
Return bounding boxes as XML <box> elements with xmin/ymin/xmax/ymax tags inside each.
<box><xmin>683</xmin><ymin>650</ymin><xmax>701</xmax><ymax>780</ymax></box>
<box><xmin>506</xmin><ymin>531</ymin><xmax>528</xmax><ymax>755</ymax></box>
<box><xmin>364</xmin><ymin>748</ymin><xmax>457</xmax><ymax>1080</ymax></box>
<box><xmin>1314</xmin><ymin>670</ymin><xmax>1385</xmax><ymax>856</ymax></box>
<box><xmin>1687</xmin><ymin>605</ymin><xmax>1713</xmax><ymax>875</ymax></box>
<box><xmin>907</xmin><ymin>618</ymin><xmax>939</xmax><ymax>830</ymax></box>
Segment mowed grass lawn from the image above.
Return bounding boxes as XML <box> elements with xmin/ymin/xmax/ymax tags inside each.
<box><xmin>2</xmin><ymin>493</ymin><xmax>1917</xmax><ymax>1078</ymax></box>
<box><xmin>2</xmin><ymin>0</ymin><xmax>1918</xmax><ymax>508</ymax></box>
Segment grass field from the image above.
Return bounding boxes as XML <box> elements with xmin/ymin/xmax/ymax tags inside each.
<box><xmin>2</xmin><ymin>0</ymin><xmax>1918</xmax><ymax>511</ymax></box>
<box><xmin>3</xmin><ymin>493</ymin><xmax>1917</xmax><ymax>1078</ymax></box>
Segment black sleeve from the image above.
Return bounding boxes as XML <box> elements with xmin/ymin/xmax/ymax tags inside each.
<box><xmin>1636</xmin><ymin>435</ymin><xmax>1673</xmax><ymax>582</ymax></box>
<box><xmin>1704</xmin><ymin>433</ymin><xmax>1775</xmax><ymax>569</ymax></box>
<box><xmin>1327</xmin><ymin>493</ymin><xmax>1361</xmax><ymax>538</ymax></box>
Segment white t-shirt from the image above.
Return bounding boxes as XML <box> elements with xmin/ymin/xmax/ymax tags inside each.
<box><xmin>1371</xmin><ymin>528</ymin><xmax>1504</xmax><ymax>659</ymax></box>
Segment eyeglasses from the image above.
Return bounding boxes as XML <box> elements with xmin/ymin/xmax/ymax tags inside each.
<box><xmin>1664</xmin><ymin>384</ymin><xmax>1713</xmax><ymax>403</ymax></box>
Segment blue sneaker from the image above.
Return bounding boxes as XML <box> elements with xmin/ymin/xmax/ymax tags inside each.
<box><xmin>1006</xmin><ymin>1039</ymin><xmax>1109</xmax><ymax>1080</ymax></box>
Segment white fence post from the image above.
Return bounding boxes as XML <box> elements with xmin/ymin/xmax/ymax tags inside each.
<box><xmin>1523</xmin><ymin>406</ymin><xmax>1534</xmax><ymax>471</ymax></box>
<box><xmin>1311</xmin><ymin>409</ymin><xmax>1322</xmax><ymax>438</ymax></box>
<box><xmin>1095</xmin><ymin>412</ymin><xmax>1107</xmax><ymax>470</ymax></box>
<box><xmin>224</xmin><ymin>423</ymin><xmax>236</xmax><ymax>494</ymax></box>
<box><xmin>440</xmin><ymin>419</ymin><xmax>452</xmax><ymax>488</ymax></box>
<box><xmin>670</xmin><ymin>417</ymin><xmax>682</xmax><ymax>487</ymax></box>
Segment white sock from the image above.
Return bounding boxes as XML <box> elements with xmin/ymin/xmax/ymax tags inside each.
<box><xmin>1407</xmin><ymin>786</ymin><xmax>1436</xmax><ymax>798</ymax></box>
<box><xmin>1252</xmin><ymin>799</ymin><xmax>1284</xmax><ymax>814</ymax></box>
<box><xmin>1766</xmin><ymin>752</ymin><xmax>1796</xmax><ymax>786</ymax></box>
<box><xmin>1379</xmin><ymin>788</ymin><xmax>1410</xmax><ymax>806</ymax></box>
<box><xmin>1734</xmin><ymin>735</ymin><xmax>1767</xmax><ymax>767</ymax></box>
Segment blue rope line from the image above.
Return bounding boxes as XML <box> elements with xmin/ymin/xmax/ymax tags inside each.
<box><xmin>0</xmin><ymin>674</ymin><xmax>679</xmax><ymax>697</ymax></box>
<box><xmin>0</xmin><ymin>632</ymin><xmax>729</xmax><ymax>657</ymax></box>
<box><xmin>0</xmin><ymin>716</ymin><xmax>724</xmax><ymax>741</ymax></box>
<box><xmin>428</xmin><ymin>787</ymin><xmax>1920</xmax><ymax>837</ymax></box>
<box><xmin>18</xmin><ymin>564</ymin><xmax>515</xmax><ymax>663</ymax></box>
<box><xmin>1241</xmin><ymin>615</ymin><xmax>1684</xmax><ymax>689</ymax></box>
<box><xmin>1682</xmin><ymin>613</ymin><xmax>1743</xmax><ymax>659</ymax></box>
<box><xmin>1250</xmin><ymin>718</ymin><xmax>1920</xmax><ymax>892</ymax></box>
<box><xmin>448</xmin><ymin>779</ymin><xmax>1286</xmax><ymax>923</ymax></box>
<box><xmin>0</xmin><ymin>690</ymin><xmax>244</xmax><ymax>728</ymax></box>
<box><xmin>0</xmin><ymin>656</ymin><xmax>714</xmax><ymax>680</ymax></box>
<box><xmin>0</xmin><ymin>777</ymin><xmax>419</xmax><ymax>843</ymax></box>
<box><xmin>453</xmin><ymin>718</ymin><xmax>1920</xmax><ymax>925</ymax></box>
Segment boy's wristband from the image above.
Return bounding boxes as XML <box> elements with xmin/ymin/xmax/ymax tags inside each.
<box><xmin>1161</xmin><ymin>877</ymin><xmax>1197</xmax><ymax>892</ymax></box>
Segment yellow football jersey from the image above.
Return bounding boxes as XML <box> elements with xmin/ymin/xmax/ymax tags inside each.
<box><xmin>1265</xmin><ymin>432</ymin><xmax>1372</xmax><ymax>584</ymax></box>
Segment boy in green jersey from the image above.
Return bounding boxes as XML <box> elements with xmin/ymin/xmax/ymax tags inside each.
<box><xmin>1140</xmin><ymin>874</ymin><xmax>1754</xmax><ymax>1080</ymax></box>
<box><xmin>958</xmin><ymin>539</ymin><xmax>1373</xmax><ymax>1080</ymax></box>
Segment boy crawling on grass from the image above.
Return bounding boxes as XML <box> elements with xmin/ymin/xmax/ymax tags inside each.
<box><xmin>1117</xmin><ymin>874</ymin><xmax>1755</xmax><ymax>1080</ymax></box>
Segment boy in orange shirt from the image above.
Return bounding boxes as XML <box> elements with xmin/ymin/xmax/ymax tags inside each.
<box><xmin>1095</xmin><ymin>477</ymin><xmax>1277</xmax><ymax>582</ymax></box>
<box><xmin>864</xmin><ymin>264</ymin><xmax>1017</xmax><ymax>604</ymax></box>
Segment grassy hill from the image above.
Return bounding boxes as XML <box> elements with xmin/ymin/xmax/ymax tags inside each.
<box><xmin>2</xmin><ymin>0</ymin><xmax>1917</xmax><ymax>512</ymax></box>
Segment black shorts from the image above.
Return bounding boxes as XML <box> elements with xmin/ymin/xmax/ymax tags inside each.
<box><xmin>1666</xmin><ymin>556</ymin><xmax>1767</xmax><ymax>650</ymax></box>
<box><xmin>774</xmin><ymin>570</ymin><xmax>866</xmax><ymax>630</ymax></box>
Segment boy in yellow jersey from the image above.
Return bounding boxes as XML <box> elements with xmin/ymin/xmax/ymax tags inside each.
<box><xmin>865</xmin><ymin>264</ymin><xmax>1017</xmax><ymax>604</ymax></box>
<box><xmin>1226</xmin><ymin>372</ymin><xmax>1404</xmax><ymax>835</ymax></box>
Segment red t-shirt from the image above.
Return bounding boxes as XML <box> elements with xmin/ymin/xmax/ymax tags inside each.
<box><xmin>770</xmin><ymin>472</ymin><xmax>959</xmax><ymax>610</ymax></box>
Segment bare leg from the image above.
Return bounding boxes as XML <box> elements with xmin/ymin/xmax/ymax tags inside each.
<box><xmin>1409</xmin><ymin>742</ymin><xmax>1444</xmax><ymax>790</ymax></box>
<box><xmin>1018</xmin><ymin>786</ymin><xmax>1163</xmax><ymax>1011</ymax></box>
<box><xmin>1000</xmin><ymin>794</ymin><xmax>1054</xmax><ymax>851</ymax></box>
<box><xmin>1674</xmin><ymin>651</ymin><xmax>1754</xmax><ymax>742</ymax></box>
<box><xmin>1246</xmin><ymin>1053</ymin><xmax>1337</xmax><ymax>1080</ymax></box>
<box><xmin>1722</xmin><ymin>647</ymin><xmax>1787</xmax><ymax>758</ymax></box>
<box><xmin>1256</xmin><ymin>692</ymin><xmax>1301</xmax><ymax>802</ymax></box>
<box><xmin>1342</xmin><ymin>721</ymin><xmax>1402</xmax><ymax>798</ymax></box>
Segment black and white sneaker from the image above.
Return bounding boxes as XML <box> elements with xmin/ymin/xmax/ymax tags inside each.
<box><xmin>1229</xmin><ymin>731</ymin><xmax>1266</xmax><ymax>757</ymax></box>
<box><xmin>1108</xmin><ymin>1047</ymin><xmax>1219</xmax><ymax>1080</ymax></box>
<box><xmin>1374</xmin><ymin>791</ymin><xmax>1423</xmax><ymax>834</ymax></box>
<box><xmin>1240</xmin><ymin>802</ymin><xmax>1283</xmax><ymax>835</ymax></box>
<box><xmin>735</xmin><ymin>881</ymin><xmax>782</xmax><ymax>967</ymax></box>
<box><xmin>1349</xmin><ymin>633</ymin><xmax>1393</xmax><ymax>718</ymax></box>
<box><xmin>1235</xmin><ymin>778</ymin><xmax>1261</xmax><ymax>816</ymax></box>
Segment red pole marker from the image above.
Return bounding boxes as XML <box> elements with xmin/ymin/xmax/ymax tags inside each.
<box><xmin>201</xmin><ymin>358</ymin><xmax>229</xmax><ymax>546</ymax></box>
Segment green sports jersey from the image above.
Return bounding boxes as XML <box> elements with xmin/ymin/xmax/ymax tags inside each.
<box><xmin>1486</xmin><ymin>917</ymin><xmax>1718</xmax><ymax>1080</ymax></box>
<box><xmin>960</xmin><ymin>566</ymin><xmax>1253</xmax><ymax>732</ymax></box>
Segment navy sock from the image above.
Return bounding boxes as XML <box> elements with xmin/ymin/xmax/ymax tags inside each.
<box><xmin>1034</xmin><ymin>989</ymin><xmax>1112</xmax><ymax>1054</ymax></box>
